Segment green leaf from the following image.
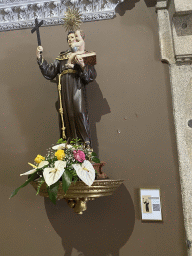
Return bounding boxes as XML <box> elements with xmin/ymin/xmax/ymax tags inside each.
<box><xmin>92</xmin><ymin>157</ymin><xmax>100</xmax><ymax>163</ymax></box>
<box><xmin>28</xmin><ymin>171</ymin><xmax>40</xmax><ymax>180</ymax></box>
<box><xmin>57</xmin><ymin>138</ymin><xmax>66</xmax><ymax>144</ymax></box>
<box><xmin>47</xmin><ymin>181</ymin><xmax>60</xmax><ymax>205</ymax></box>
<box><xmin>73</xmin><ymin>176</ymin><xmax>79</xmax><ymax>183</ymax></box>
<box><xmin>91</xmin><ymin>152</ymin><xmax>97</xmax><ymax>156</ymax></box>
<box><xmin>10</xmin><ymin>171</ymin><xmax>38</xmax><ymax>199</ymax></box>
<box><xmin>62</xmin><ymin>169</ymin><xmax>72</xmax><ymax>193</ymax></box>
<box><xmin>70</xmin><ymin>138</ymin><xmax>81</xmax><ymax>145</ymax></box>
<box><xmin>36</xmin><ymin>178</ymin><xmax>45</xmax><ymax>196</ymax></box>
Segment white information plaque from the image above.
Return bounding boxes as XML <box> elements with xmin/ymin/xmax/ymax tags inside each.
<box><xmin>140</xmin><ymin>188</ymin><xmax>162</xmax><ymax>221</ymax></box>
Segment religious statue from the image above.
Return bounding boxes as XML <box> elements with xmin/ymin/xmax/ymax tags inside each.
<box><xmin>9</xmin><ymin>8</ymin><xmax>116</xmax><ymax>208</ymax></box>
<box><xmin>36</xmin><ymin>8</ymin><xmax>97</xmax><ymax>148</ymax></box>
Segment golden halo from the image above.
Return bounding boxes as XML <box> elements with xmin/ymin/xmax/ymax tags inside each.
<box><xmin>62</xmin><ymin>7</ymin><xmax>82</xmax><ymax>32</ymax></box>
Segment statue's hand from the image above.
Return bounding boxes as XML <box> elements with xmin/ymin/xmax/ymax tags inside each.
<box><xmin>75</xmin><ymin>55</ymin><xmax>85</xmax><ymax>69</ymax></box>
<box><xmin>36</xmin><ymin>46</ymin><xmax>43</xmax><ymax>59</ymax></box>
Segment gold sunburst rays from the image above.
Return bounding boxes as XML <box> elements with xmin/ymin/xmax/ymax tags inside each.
<box><xmin>62</xmin><ymin>7</ymin><xmax>82</xmax><ymax>32</ymax></box>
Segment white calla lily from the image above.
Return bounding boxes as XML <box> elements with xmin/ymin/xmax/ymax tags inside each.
<box><xmin>20</xmin><ymin>161</ymin><xmax>49</xmax><ymax>176</ymax></box>
<box><xmin>72</xmin><ymin>160</ymin><xmax>95</xmax><ymax>186</ymax></box>
<box><xmin>43</xmin><ymin>160</ymin><xmax>66</xmax><ymax>186</ymax></box>
<box><xmin>52</xmin><ymin>143</ymin><xmax>73</xmax><ymax>150</ymax></box>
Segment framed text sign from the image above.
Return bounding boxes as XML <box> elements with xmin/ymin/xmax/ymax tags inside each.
<box><xmin>140</xmin><ymin>188</ymin><xmax>162</xmax><ymax>221</ymax></box>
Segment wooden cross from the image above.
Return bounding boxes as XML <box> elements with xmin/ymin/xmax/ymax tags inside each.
<box><xmin>31</xmin><ymin>18</ymin><xmax>43</xmax><ymax>46</ymax></box>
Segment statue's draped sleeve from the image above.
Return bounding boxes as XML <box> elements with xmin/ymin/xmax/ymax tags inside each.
<box><xmin>37</xmin><ymin>56</ymin><xmax>60</xmax><ymax>80</ymax></box>
<box><xmin>37</xmin><ymin>55</ymin><xmax>97</xmax><ymax>85</ymax></box>
<box><xmin>75</xmin><ymin>63</ymin><xmax>97</xmax><ymax>85</ymax></box>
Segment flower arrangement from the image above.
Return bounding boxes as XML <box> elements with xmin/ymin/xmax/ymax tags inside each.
<box><xmin>10</xmin><ymin>138</ymin><xmax>100</xmax><ymax>204</ymax></box>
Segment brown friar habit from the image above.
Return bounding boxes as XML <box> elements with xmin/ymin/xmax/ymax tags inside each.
<box><xmin>37</xmin><ymin>50</ymin><xmax>97</xmax><ymax>145</ymax></box>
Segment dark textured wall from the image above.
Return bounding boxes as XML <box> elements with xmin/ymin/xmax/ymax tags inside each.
<box><xmin>1</xmin><ymin>1</ymin><xmax>187</xmax><ymax>256</ymax></box>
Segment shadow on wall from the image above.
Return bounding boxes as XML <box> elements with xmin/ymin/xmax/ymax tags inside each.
<box><xmin>115</xmin><ymin>0</ymin><xmax>157</xmax><ymax>16</ymax></box>
<box><xmin>86</xmin><ymin>80</ymin><xmax>111</xmax><ymax>157</ymax></box>
<box><xmin>144</xmin><ymin>0</ymin><xmax>157</xmax><ymax>8</ymax></box>
<box><xmin>44</xmin><ymin>184</ymin><xmax>135</xmax><ymax>256</ymax></box>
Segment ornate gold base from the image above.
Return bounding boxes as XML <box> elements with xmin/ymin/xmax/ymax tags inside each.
<box><xmin>30</xmin><ymin>180</ymin><xmax>124</xmax><ymax>214</ymax></box>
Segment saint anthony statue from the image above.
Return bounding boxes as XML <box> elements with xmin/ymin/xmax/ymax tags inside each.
<box><xmin>36</xmin><ymin>31</ymin><xmax>96</xmax><ymax>148</ymax></box>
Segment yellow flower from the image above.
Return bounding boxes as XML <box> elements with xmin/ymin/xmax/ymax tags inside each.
<box><xmin>34</xmin><ymin>154</ymin><xmax>45</xmax><ymax>164</ymax></box>
<box><xmin>55</xmin><ymin>150</ymin><xmax>65</xmax><ymax>160</ymax></box>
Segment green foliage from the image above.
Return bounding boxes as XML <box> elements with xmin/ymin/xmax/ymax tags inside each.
<box><xmin>57</xmin><ymin>138</ymin><xmax>66</xmax><ymax>144</ymax></box>
<box><xmin>69</xmin><ymin>138</ymin><xmax>82</xmax><ymax>149</ymax></box>
<box><xmin>92</xmin><ymin>152</ymin><xmax>97</xmax><ymax>156</ymax></box>
<box><xmin>62</xmin><ymin>169</ymin><xmax>73</xmax><ymax>193</ymax></box>
<box><xmin>92</xmin><ymin>157</ymin><xmax>100</xmax><ymax>163</ymax></box>
<box><xmin>47</xmin><ymin>156</ymin><xmax>57</xmax><ymax>167</ymax></box>
<box><xmin>66</xmin><ymin>165</ymin><xmax>78</xmax><ymax>177</ymax></box>
<box><xmin>47</xmin><ymin>181</ymin><xmax>60</xmax><ymax>204</ymax></box>
<box><xmin>10</xmin><ymin>171</ymin><xmax>38</xmax><ymax>199</ymax></box>
<box><xmin>70</xmin><ymin>138</ymin><xmax>82</xmax><ymax>145</ymax></box>
<box><xmin>28</xmin><ymin>171</ymin><xmax>40</xmax><ymax>180</ymax></box>
<box><xmin>72</xmin><ymin>176</ymin><xmax>79</xmax><ymax>183</ymax></box>
<box><xmin>36</xmin><ymin>178</ymin><xmax>45</xmax><ymax>196</ymax></box>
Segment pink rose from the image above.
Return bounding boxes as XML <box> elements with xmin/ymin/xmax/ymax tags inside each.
<box><xmin>73</xmin><ymin>150</ymin><xmax>86</xmax><ymax>163</ymax></box>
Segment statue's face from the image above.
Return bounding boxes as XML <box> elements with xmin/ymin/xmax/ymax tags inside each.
<box><xmin>67</xmin><ymin>33</ymin><xmax>75</xmax><ymax>45</ymax></box>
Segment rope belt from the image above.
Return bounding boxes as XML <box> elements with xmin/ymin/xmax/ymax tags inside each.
<box><xmin>57</xmin><ymin>69</ymin><xmax>77</xmax><ymax>139</ymax></box>
<box><xmin>61</xmin><ymin>69</ymin><xmax>77</xmax><ymax>76</ymax></box>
